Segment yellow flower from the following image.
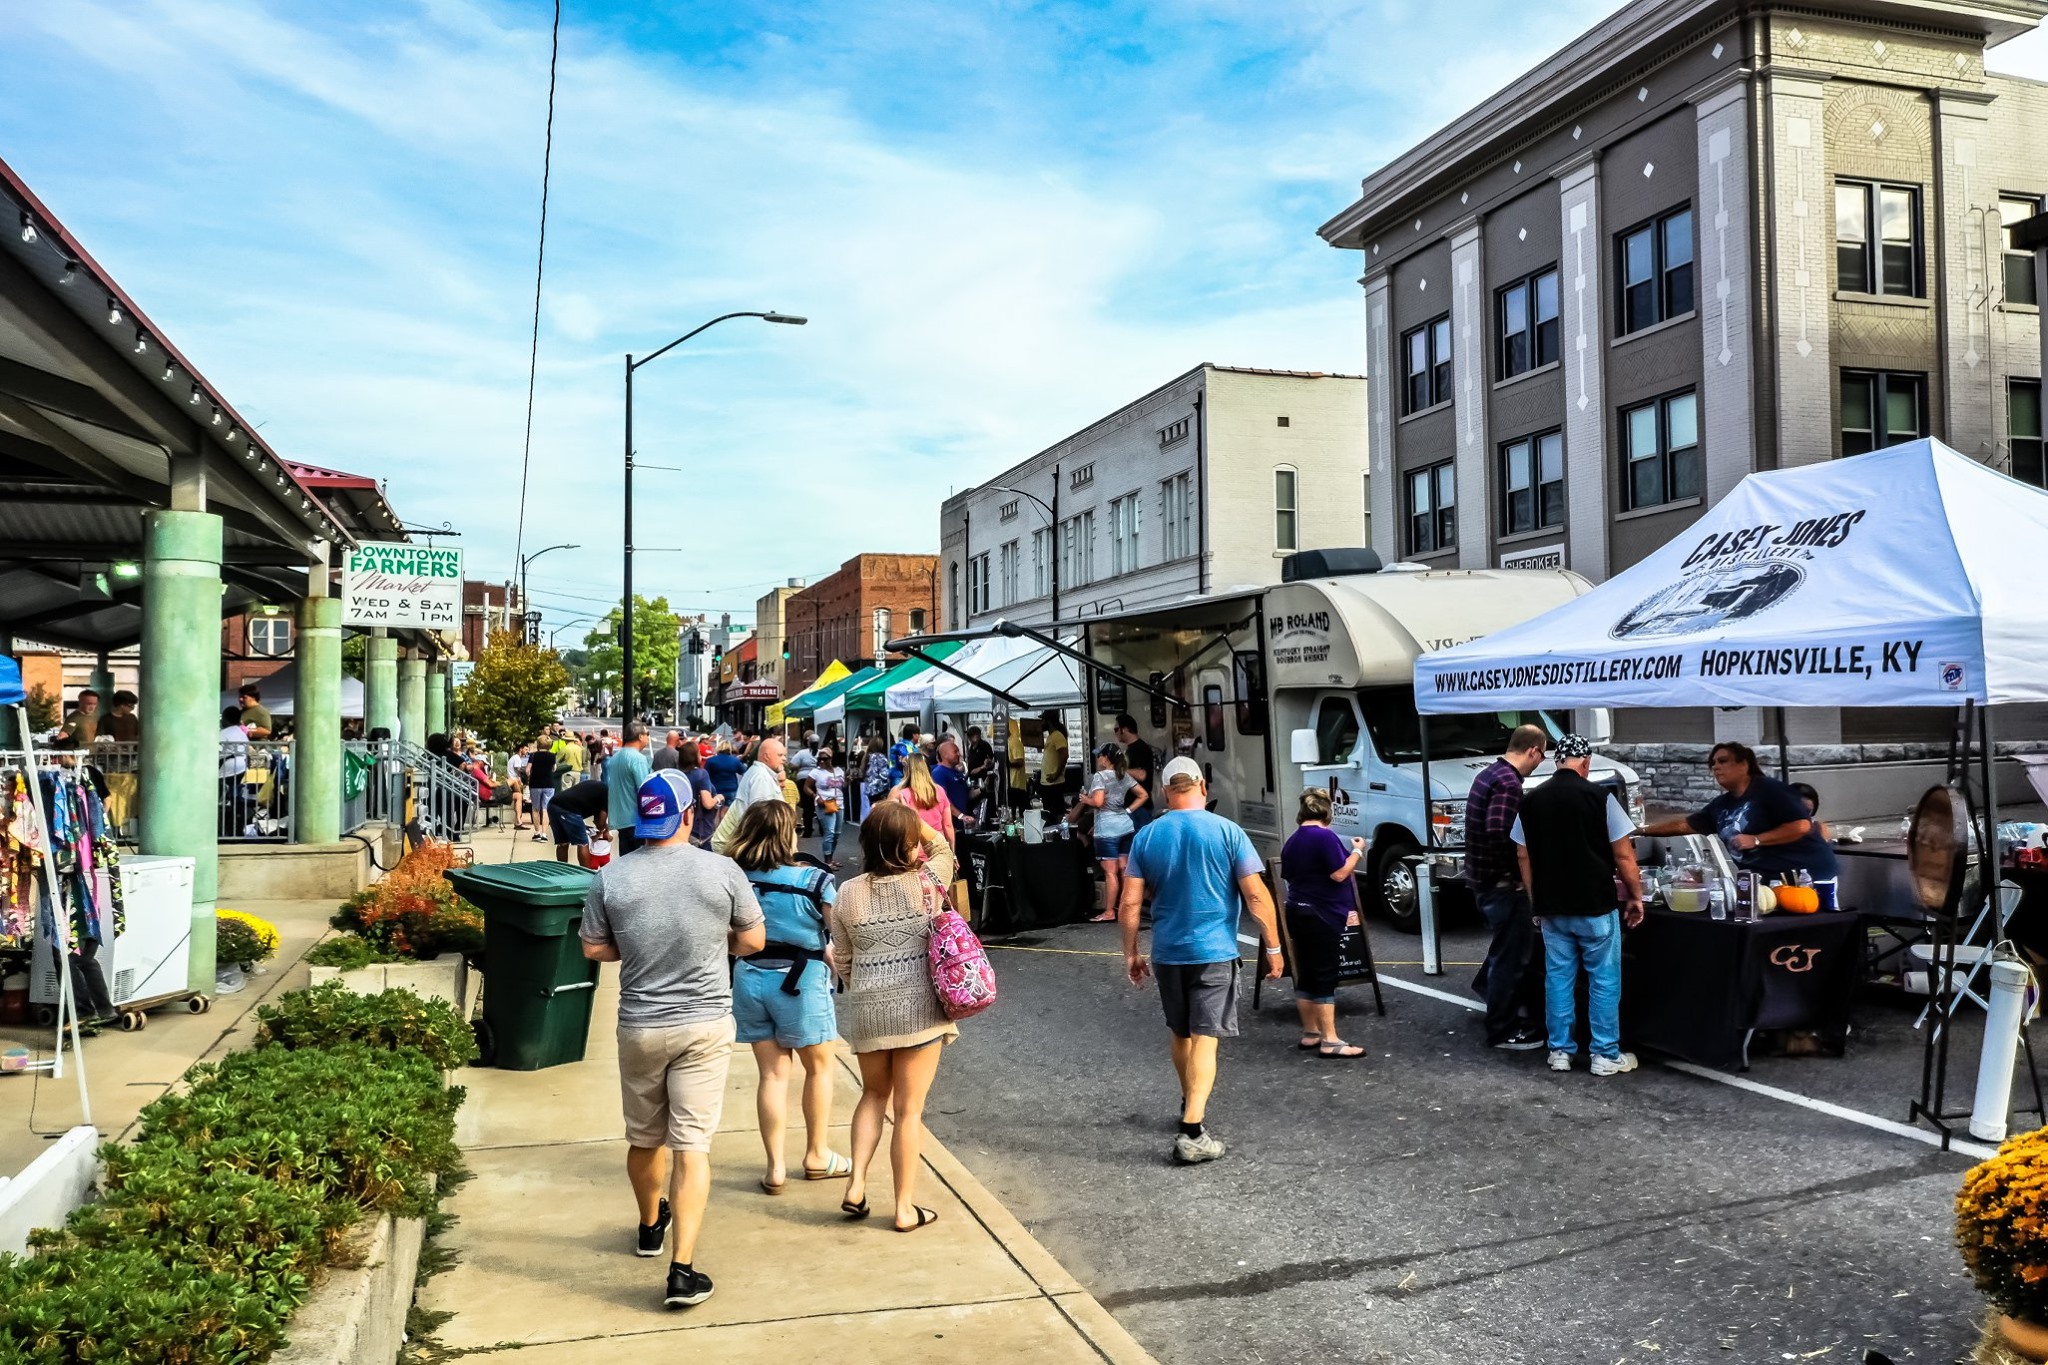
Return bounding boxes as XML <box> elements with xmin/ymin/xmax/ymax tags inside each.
<box><xmin>217</xmin><ymin>908</ymin><xmax>281</xmax><ymax>952</ymax></box>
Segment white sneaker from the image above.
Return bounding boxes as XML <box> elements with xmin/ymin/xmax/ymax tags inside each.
<box><xmin>1172</xmin><ymin>1131</ymin><xmax>1227</xmax><ymax>1165</ymax></box>
<box><xmin>1590</xmin><ymin>1052</ymin><xmax>1639</xmax><ymax>1076</ymax></box>
<box><xmin>1547</xmin><ymin>1050</ymin><xmax>1573</xmax><ymax>1072</ymax></box>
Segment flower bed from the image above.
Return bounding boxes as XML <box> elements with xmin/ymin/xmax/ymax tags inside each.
<box><xmin>0</xmin><ymin>983</ymin><xmax>474</xmax><ymax>1363</ymax></box>
<box><xmin>313</xmin><ymin>841</ymin><xmax>483</xmax><ymax>976</ymax></box>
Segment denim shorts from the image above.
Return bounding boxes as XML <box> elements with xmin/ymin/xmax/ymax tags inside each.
<box><xmin>731</xmin><ymin>958</ymin><xmax>839</xmax><ymax>1049</ymax></box>
<box><xmin>1093</xmin><ymin>830</ymin><xmax>1135</xmax><ymax>860</ymax></box>
<box><xmin>548</xmin><ymin>806</ymin><xmax>589</xmax><ymax>846</ymax></box>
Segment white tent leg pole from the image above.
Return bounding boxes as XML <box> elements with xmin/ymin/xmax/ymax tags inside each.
<box><xmin>13</xmin><ymin>708</ymin><xmax>91</xmax><ymax>1126</ymax></box>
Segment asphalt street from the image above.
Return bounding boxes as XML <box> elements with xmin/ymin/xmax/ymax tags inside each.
<box><xmin>917</xmin><ymin>911</ymin><xmax>1991</xmax><ymax>1365</ymax></box>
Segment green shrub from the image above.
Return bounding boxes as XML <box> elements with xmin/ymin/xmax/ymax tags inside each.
<box><xmin>254</xmin><ymin>982</ymin><xmax>476</xmax><ymax>1071</ymax></box>
<box><xmin>0</xmin><ymin>986</ymin><xmax>469</xmax><ymax>1364</ymax></box>
<box><xmin>215</xmin><ymin>915</ymin><xmax>269</xmax><ymax>969</ymax></box>
<box><xmin>303</xmin><ymin>934</ymin><xmax>397</xmax><ymax>971</ymax></box>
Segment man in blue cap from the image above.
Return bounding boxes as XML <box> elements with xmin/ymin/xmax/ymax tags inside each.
<box><xmin>582</xmin><ymin>770</ymin><xmax>765</xmax><ymax>1309</ymax></box>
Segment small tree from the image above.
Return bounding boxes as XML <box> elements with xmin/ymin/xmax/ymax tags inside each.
<box><xmin>23</xmin><ymin>684</ymin><xmax>61</xmax><ymax>733</ymax></box>
<box><xmin>455</xmin><ymin>630</ymin><xmax>571</xmax><ymax>752</ymax></box>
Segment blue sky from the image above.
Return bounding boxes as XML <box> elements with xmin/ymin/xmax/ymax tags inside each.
<box><xmin>5</xmin><ymin>1</ymin><xmax>2046</xmax><ymax>636</ymax></box>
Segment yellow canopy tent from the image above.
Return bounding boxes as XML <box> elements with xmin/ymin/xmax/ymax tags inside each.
<box><xmin>768</xmin><ymin>659</ymin><xmax>851</xmax><ymax>728</ymax></box>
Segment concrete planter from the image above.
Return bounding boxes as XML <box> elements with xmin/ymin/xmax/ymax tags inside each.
<box><xmin>308</xmin><ymin>952</ymin><xmax>470</xmax><ymax>1014</ymax></box>
<box><xmin>268</xmin><ymin>1206</ymin><xmax>427</xmax><ymax>1365</ymax></box>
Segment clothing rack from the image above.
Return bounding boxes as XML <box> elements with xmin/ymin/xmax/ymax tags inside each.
<box><xmin>0</xmin><ymin>730</ymin><xmax>93</xmax><ymax>1126</ymax></box>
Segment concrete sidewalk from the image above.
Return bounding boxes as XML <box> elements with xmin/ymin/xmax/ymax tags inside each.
<box><xmin>418</xmin><ymin>965</ymin><xmax>1155</xmax><ymax>1362</ymax></box>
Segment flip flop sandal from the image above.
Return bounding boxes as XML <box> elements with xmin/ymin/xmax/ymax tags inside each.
<box><xmin>1296</xmin><ymin>1035</ymin><xmax>1323</xmax><ymax>1051</ymax></box>
<box><xmin>804</xmin><ymin>1153</ymin><xmax>853</xmax><ymax>1180</ymax></box>
<box><xmin>760</xmin><ymin>1175</ymin><xmax>786</xmax><ymax>1195</ymax></box>
<box><xmin>1317</xmin><ymin>1042</ymin><xmax>1367</xmax><ymax>1060</ymax></box>
<box><xmin>841</xmin><ymin>1197</ymin><xmax>871</xmax><ymax>1220</ymax></box>
<box><xmin>894</xmin><ymin>1205</ymin><xmax>939</xmax><ymax>1233</ymax></box>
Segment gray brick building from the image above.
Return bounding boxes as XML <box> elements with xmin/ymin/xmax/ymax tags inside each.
<box><xmin>1320</xmin><ymin>0</ymin><xmax>2048</xmax><ymax>750</ymax></box>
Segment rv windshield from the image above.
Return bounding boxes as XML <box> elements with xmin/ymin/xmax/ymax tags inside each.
<box><xmin>1359</xmin><ymin>686</ymin><xmax>1564</xmax><ymax>763</ymax></box>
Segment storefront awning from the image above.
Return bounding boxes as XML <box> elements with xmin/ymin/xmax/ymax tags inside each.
<box><xmin>722</xmin><ymin>679</ymin><xmax>780</xmax><ymax>704</ymax></box>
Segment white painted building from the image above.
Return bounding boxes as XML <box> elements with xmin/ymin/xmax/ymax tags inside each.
<box><xmin>939</xmin><ymin>365</ymin><xmax>1369</xmax><ymax>631</ymax></box>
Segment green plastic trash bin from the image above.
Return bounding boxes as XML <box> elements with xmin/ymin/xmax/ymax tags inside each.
<box><xmin>445</xmin><ymin>862</ymin><xmax>601</xmax><ymax>1070</ymax></box>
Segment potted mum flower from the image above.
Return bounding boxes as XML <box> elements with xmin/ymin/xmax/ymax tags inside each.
<box><xmin>1958</xmin><ymin>1126</ymin><xmax>2048</xmax><ymax>1359</ymax></box>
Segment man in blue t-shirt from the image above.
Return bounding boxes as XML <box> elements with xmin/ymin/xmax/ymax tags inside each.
<box><xmin>1121</xmin><ymin>757</ymin><xmax>1283</xmax><ymax>1167</ymax></box>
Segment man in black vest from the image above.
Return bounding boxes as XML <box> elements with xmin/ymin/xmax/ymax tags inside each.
<box><xmin>1511</xmin><ymin>734</ymin><xmax>1645</xmax><ymax>1077</ymax></box>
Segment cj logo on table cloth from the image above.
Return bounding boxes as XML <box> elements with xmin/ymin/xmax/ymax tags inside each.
<box><xmin>1768</xmin><ymin>944</ymin><xmax>1823</xmax><ymax>973</ymax></box>
<box><xmin>1610</xmin><ymin>510</ymin><xmax>1867</xmax><ymax>641</ymax></box>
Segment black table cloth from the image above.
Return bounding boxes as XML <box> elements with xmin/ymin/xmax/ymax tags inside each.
<box><xmin>959</xmin><ymin>833</ymin><xmax>1095</xmax><ymax>936</ymax></box>
<box><xmin>1621</xmin><ymin>908</ymin><xmax>1864</xmax><ymax>1070</ymax></box>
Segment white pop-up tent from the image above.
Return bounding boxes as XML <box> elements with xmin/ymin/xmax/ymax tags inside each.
<box><xmin>929</xmin><ymin>633</ymin><xmax>1082</xmax><ymax>713</ymax></box>
<box><xmin>885</xmin><ymin>637</ymin><xmax>1004</xmax><ymax>714</ymax></box>
<box><xmin>220</xmin><ymin>660</ymin><xmax>366</xmax><ymax>719</ymax></box>
<box><xmin>1414</xmin><ymin>440</ymin><xmax>2048</xmax><ymax>714</ymax></box>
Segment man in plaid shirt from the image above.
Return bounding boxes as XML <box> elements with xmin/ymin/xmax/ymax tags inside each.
<box><xmin>1464</xmin><ymin>725</ymin><xmax>1549</xmax><ymax>1050</ymax></box>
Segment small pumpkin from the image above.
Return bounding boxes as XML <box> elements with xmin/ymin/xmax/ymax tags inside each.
<box><xmin>1776</xmin><ymin>884</ymin><xmax>1821</xmax><ymax>914</ymax></box>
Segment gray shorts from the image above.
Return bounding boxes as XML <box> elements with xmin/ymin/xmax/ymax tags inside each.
<box><xmin>1156</xmin><ymin>960</ymin><xmax>1240</xmax><ymax>1039</ymax></box>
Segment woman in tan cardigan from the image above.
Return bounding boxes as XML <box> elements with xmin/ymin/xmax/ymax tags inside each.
<box><xmin>829</xmin><ymin>801</ymin><xmax>957</xmax><ymax>1232</ymax></box>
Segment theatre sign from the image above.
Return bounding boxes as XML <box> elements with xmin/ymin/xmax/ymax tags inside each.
<box><xmin>342</xmin><ymin>542</ymin><xmax>463</xmax><ymax>629</ymax></box>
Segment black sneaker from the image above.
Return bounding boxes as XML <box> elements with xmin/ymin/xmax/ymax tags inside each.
<box><xmin>636</xmin><ymin>1198</ymin><xmax>671</xmax><ymax>1257</ymax></box>
<box><xmin>664</xmin><ymin>1263</ymin><xmax>714</xmax><ymax>1309</ymax></box>
<box><xmin>1491</xmin><ymin>1027</ymin><xmax>1546</xmax><ymax>1052</ymax></box>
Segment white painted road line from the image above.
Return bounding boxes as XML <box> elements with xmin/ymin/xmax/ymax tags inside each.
<box><xmin>1372</xmin><ymin>971</ymin><xmax>1995</xmax><ymax>1161</ymax></box>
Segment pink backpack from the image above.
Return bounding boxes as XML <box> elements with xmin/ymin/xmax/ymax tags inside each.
<box><xmin>924</xmin><ymin>880</ymin><xmax>997</xmax><ymax>1020</ymax></box>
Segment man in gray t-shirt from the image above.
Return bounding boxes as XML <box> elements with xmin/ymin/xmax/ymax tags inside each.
<box><xmin>581</xmin><ymin>769</ymin><xmax>764</xmax><ymax>1310</ymax></box>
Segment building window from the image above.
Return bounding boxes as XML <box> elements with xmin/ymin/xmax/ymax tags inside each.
<box><xmin>248</xmin><ymin>614</ymin><xmax>293</xmax><ymax>657</ymax></box>
<box><xmin>1274</xmin><ymin>467</ymin><xmax>1298</xmax><ymax>551</ymax></box>
<box><xmin>1836</xmin><ymin>182</ymin><xmax>1921</xmax><ymax>297</ymax></box>
<box><xmin>998</xmin><ymin>499</ymin><xmax>1019</xmax><ymax>523</ymax></box>
<box><xmin>1405</xmin><ymin>461</ymin><xmax>1455</xmax><ymax>556</ymax></box>
<box><xmin>1158</xmin><ymin>416</ymin><xmax>1189</xmax><ymax>447</ymax></box>
<box><xmin>1500</xmin><ymin>430</ymin><xmax>1565</xmax><ymax>535</ymax></box>
<box><xmin>909</xmin><ymin>608</ymin><xmax>927</xmax><ymax>635</ymax></box>
<box><xmin>1402</xmin><ymin>314</ymin><xmax>1453</xmax><ymax>413</ymax></box>
<box><xmin>1497</xmin><ymin>268</ymin><xmax>1560</xmax><ymax>378</ymax></box>
<box><xmin>1109</xmin><ymin>492</ymin><xmax>1142</xmax><ymax>575</ymax></box>
<box><xmin>1160</xmin><ymin>471</ymin><xmax>1193</xmax><ymax>561</ymax></box>
<box><xmin>947</xmin><ymin>561</ymin><xmax>959</xmax><ymax>630</ymax></box>
<box><xmin>1061</xmin><ymin>510</ymin><xmax>1096</xmax><ymax>588</ymax></box>
<box><xmin>1363</xmin><ymin>474</ymin><xmax>1373</xmax><ymax>548</ymax></box>
<box><xmin>1031</xmin><ymin>527</ymin><xmax>1050</xmax><ymax>597</ymax></box>
<box><xmin>999</xmin><ymin>540</ymin><xmax>1020</xmax><ymax>605</ymax></box>
<box><xmin>2003</xmin><ymin>195</ymin><xmax>2043</xmax><ymax>306</ymax></box>
<box><xmin>1070</xmin><ymin>463</ymin><xmax>1094</xmax><ymax>490</ymax></box>
<box><xmin>1617</xmin><ymin>207</ymin><xmax>1694</xmax><ymax>335</ymax></box>
<box><xmin>872</xmin><ymin>608</ymin><xmax>892</xmax><ymax>658</ymax></box>
<box><xmin>1276</xmin><ymin>415</ymin><xmax>1290</xmax><ymax>427</ymax></box>
<box><xmin>2012</xmin><ymin>379</ymin><xmax>2045</xmax><ymax>486</ymax></box>
<box><xmin>1840</xmin><ymin>370</ymin><xmax>1925</xmax><ymax>457</ymax></box>
<box><xmin>1620</xmin><ymin>390</ymin><xmax>1700</xmax><ymax>510</ymax></box>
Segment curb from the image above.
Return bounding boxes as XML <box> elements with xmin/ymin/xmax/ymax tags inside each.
<box><xmin>835</xmin><ymin>1054</ymin><xmax>1158</xmax><ymax>1365</ymax></box>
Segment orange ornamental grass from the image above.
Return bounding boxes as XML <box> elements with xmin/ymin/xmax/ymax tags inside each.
<box><xmin>331</xmin><ymin>840</ymin><xmax>484</xmax><ymax>962</ymax></box>
<box><xmin>1958</xmin><ymin>1126</ymin><xmax>2048</xmax><ymax>1320</ymax></box>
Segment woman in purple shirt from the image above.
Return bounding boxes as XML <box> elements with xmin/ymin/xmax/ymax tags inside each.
<box><xmin>1280</xmin><ymin>788</ymin><xmax>1367</xmax><ymax>1059</ymax></box>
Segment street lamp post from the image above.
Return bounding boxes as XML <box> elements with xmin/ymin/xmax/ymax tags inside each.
<box><xmin>990</xmin><ymin>464</ymin><xmax>1060</xmax><ymax>622</ymax></box>
<box><xmin>624</xmin><ymin>310</ymin><xmax>806</xmax><ymax>723</ymax></box>
<box><xmin>519</xmin><ymin>543</ymin><xmax>579</xmax><ymax>640</ymax></box>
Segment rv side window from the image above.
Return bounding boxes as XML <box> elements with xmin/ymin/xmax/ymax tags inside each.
<box><xmin>1202</xmin><ymin>685</ymin><xmax>1227</xmax><ymax>752</ymax></box>
<box><xmin>1234</xmin><ymin>650</ymin><xmax>1268</xmax><ymax>736</ymax></box>
<box><xmin>1313</xmin><ymin>697</ymin><xmax>1360</xmax><ymax>766</ymax></box>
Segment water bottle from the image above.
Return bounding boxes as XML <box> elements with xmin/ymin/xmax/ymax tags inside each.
<box><xmin>1708</xmin><ymin>880</ymin><xmax>1729</xmax><ymax>921</ymax></box>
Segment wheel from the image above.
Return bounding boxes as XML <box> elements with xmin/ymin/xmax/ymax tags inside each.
<box><xmin>1370</xmin><ymin>837</ymin><xmax>1423</xmax><ymax>933</ymax></box>
<box><xmin>33</xmin><ymin>1005</ymin><xmax>56</xmax><ymax>1028</ymax></box>
<box><xmin>472</xmin><ymin>1017</ymin><xmax>497</xmax><ymax>1068</ymax></box>
<box><xmin>120</xmin><ymin>1011</ymin><xmax>143</xmax><ymax>1032</ymax></box>
<box><xmin>187</xmin><ymin>995</ymin><xmax>211</xmax><ymax>1014</ymax></box>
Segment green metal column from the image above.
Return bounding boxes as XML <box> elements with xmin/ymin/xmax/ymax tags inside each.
<box><xmin>425</xmin><ymin>664</ymin><xmax>448</xmax><ymax>740</ymax></box>
<box><xmin>139</xmin><ymin>509</ymin><xmax>223</xmax><ymax>995</ymax></box>
<box><xmin>295</xmin><ymin>597</ymin><xmax>342</xmax><ymax>844</ymax></box>
<box><xmin>398</xmin><ymin>653</ymin><xmax>426</xmax><ymax>747</ymax></box>
<box><xmin>366</xmin><ymin>633</ymin><xmax>398</xmax><ymax>739</ymax></box>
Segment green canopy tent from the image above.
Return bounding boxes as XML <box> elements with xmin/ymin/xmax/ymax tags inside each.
<box><xmin>783</xmin><ymin>664</ymin><xmax>884</xmax><ymax>722</ymax></box>
<box><xmin>829</xmin><ymin>640</ymin><xmax>966</xmax><ymax>722</ymax></box>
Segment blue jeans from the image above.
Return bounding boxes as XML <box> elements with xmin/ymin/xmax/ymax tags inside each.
<box><xmin>819</xmin><ymin>806</ymin><xmax>843</xmax><ymax>859</ymax></box>
<box><xmin>1541</xmin><ymin>911</ymin><xmax>1623</xmax><ymax>1059</ymax></box>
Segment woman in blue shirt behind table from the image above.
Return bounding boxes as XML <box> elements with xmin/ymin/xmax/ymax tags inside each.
<box><xmin>727</xmin><ymin>801</ymin><xmax>851</xmax><ymax>1193</ymax></box>
<box><xmin>1280</xmin><ymin>788</ymin><xmax>1368</xmax><ymax>1059</ymax></box>
<box><xmin>1637</xmin><ymin>741</ymin><xmax>1840</xmax><ymax>888</ymax></box>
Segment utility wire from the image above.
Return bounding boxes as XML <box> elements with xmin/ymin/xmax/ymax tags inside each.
<box><xmin>510</xmin><ymin>0</ymin><xmax>562</xmax><ymax>590</ymax></box>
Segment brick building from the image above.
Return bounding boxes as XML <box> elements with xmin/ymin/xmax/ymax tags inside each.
<box><xmin>781</xmin><ymin>553</ymin><xmax>940</xmax><ymax>696</ymax></box>
<box><xmin>461</xmin><ymin>579</ymin><xmax>524</xmax><ymax>659</ymax></box>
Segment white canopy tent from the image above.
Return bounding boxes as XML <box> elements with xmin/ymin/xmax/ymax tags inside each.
<box><xmin>929</xmin><ymin>634</ymin><xmax>1083</xmax><ymax>713</ymax></box>
<box><xmin>884</xmin><ymin>637</ymin><xmax>1006</xmax><ymax>713</ymax></box>
<box><xmin>1414</xmin><ymin>440</ymin><xmax>2048</xmax><ymax>714</ymax></box>
<box><xmin>221</xmin><ymin>661</ymin><xmax>366</xmax><ymax>719</ymax></box>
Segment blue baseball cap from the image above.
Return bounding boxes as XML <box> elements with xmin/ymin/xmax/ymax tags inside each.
<box><xmin>635</xmin><ymin>770</ymin><xmax>692</xmax><ymax>840</ymax></box>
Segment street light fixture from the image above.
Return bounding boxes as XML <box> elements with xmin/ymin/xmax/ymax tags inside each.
<box><xmin>519</xmin><ymin>543</ymin><xmax>579</xmax><ymax>638</ymax></box>
<box><xmin>623</xmin><ymin>310</ymin><xmax>806</xmax><ymax>720</ymax></box>
<box><xmin>989</xmin><ymin>469</ymin><xmax>1060</xmax><ymax>622</ymax></box>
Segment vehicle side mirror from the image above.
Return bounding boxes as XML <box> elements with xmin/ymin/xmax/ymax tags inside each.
<box><xmin>1580</xmin><ymin>708</ymin><xmax>1613</xmax><ymax>746</ymax></box>
<box><xmin>1290</xmin><ymin>728</ymin><xmax>1320</xmax><ymax>765</ymax></box>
